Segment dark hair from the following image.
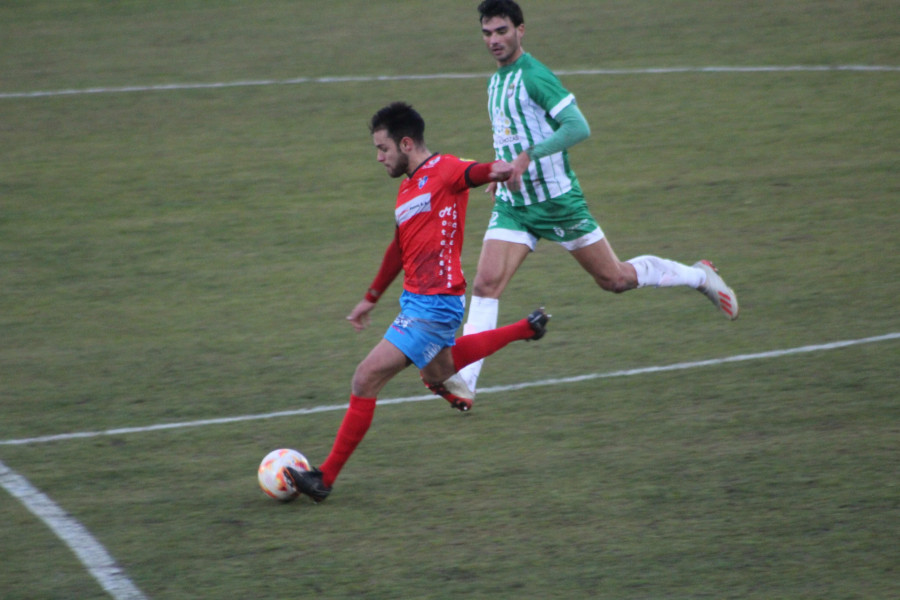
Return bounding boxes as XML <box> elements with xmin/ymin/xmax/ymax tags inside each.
<box><xmin>477</xmin><ymin>0</ymin><xmax>524</xmax><ymax>26</ymax></box>
<box><xmin>369</xmin><ymin>102</ymin><xmax>425</xmax><ymax>147</ymax></box>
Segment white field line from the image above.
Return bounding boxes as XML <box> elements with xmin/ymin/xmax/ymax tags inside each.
<box><xmin>2</xmin><ymin>332</ymin><xmax>898</xmax><ymax>448</ymax></box>
<box><xmin>0</xmin><ymin>460</ymin><xmax>149</xmax><ymax>600</ymax></box>
<box><xmin>2</xmin><ymin>64</ymin><xmax>896</xmax><ymax>600</ymax></box>
<box><xmin>2</xmin><ymin>63</ymin><xmax>894</xmax><ymax>600</ymax></box>
<box><xmin>1</xmin><ymin>65</ymin><xmax>898</xmax><ymax>99</ymax></box>
<box><xmin>1</xmin><ymin>332</ymin><xmax>897</xmax><ymax>600</ymax></box>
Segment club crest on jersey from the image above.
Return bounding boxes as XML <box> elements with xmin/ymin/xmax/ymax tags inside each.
<box><xmin>418</xmin><ymin>176</ymin><xmax>428</xmax><ymax>189</ymax></box>
<box><xmin>506</xmin><ymin>82</ymin><xmax>517</xmax><ymax>98</ymax></box>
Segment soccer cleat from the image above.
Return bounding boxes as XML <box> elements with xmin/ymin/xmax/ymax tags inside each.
<box><xmin>694</xmin><ymin>260</ymin><xmax>739</xmax><ymax>320</ymax></box>
<box><xmin>423</xmin><ymin>373</ymin><xmax>474</xmax><ymax>412</ymax></box>
<box><xmin>283</xmin><ymin>466</ymin><xmax>332</xmax><ymax>503</ymax></box>
<box><xmin>526</xmin><ymin>306</ymin><xmax>551</xmax><ymax>340</ymax></box>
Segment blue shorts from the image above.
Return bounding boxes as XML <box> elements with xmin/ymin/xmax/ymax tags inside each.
<box><xmin>384</xmin><ymin>291</ymin><xmax>465</xmax><ymax>369</ymax></box>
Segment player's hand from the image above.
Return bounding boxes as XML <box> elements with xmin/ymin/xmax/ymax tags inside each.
<box><xmin>485</xmin><ymin>181</ymin><xmax>497</xmax><ymax>200</ymax></box>
<box><xmin>346</xmin><ymin>299</ymin><xmax>376</xmax><ymax>332</ymax></box>
<box><xmin>489</xmin><ymin>160</ymin><xmax>514</xmax><ymax>182</ymax></box>
<box><xmin>506</xmin><ymin>150</ymin><xmax>531</xmax><ymax>192</ymax></box>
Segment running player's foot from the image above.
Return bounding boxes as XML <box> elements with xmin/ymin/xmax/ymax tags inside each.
<box><xmin>526</xmin><ymin>307</ymin><xmax>551</xmax><ymax>340</ymax></box>
<box><xmin>694</xmin><ymin>260</ymin><xmax>739</xmax><ymax>320</ymax></box>
<box><xmin>423</xmin><ymin>373</ymin><xmax>474</xmax><ymax>412</ymax></box>
<box><xmin>283</xmin><ymin>466</ymin><xmax>332</xmax><ymax>503</ymax></box>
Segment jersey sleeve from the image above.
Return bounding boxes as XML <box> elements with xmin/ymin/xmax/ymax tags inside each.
<box><xmin>523</xmin><ymin>61</ymin><xmax>576</xmax><ymax>119</ymax></box>
<box><xmin>364</xmin><ymin>231</ymin><xmax>402</xmax><ymax>303</ymax></box>
<box><xmin>443</xmin><ymin>155</ymin><xmax>479</xmax><ymax>192</ymax></box>
<box><xmin>465</xmin><ymin>161</ymin><xmax>500</xmax><ymax>187</ymax></box>
<box><xmin>527</xmin><ymin>102</ymin><xmax>590</xmax><ymax>159</ymax></box>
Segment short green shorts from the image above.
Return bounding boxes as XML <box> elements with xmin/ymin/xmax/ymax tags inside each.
<box><xmin>484</xmin><ymin>191</ymin><xmax>605</xmax><ymax>251</ymax></box>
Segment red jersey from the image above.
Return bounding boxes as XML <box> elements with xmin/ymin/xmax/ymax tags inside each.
<box><xmin>394</xmin><ymin>153</ymin><xmax>476</xmax><ymax>296</ymax></box>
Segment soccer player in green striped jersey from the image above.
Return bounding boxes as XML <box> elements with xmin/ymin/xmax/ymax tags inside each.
<box><xmin>455</xmin><ymin>0</ymin><xmax>740</xmax><ymax>400</ymax></box>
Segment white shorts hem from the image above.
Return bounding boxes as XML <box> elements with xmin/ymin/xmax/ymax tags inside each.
<box><xmin>560</xmin><ymin>226</ymin><xmax>605</xmax><ymax>251</ymax></box>
<box><xmin>483</xmin><ymin>228</ymin><xmax>538</xmax><ymax>251</ymax></box>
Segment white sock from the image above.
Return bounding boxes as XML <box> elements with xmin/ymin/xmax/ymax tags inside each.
<box><xmin>457</xmin><ymin>296</ymin><xmax>499</xmax><ymax>393</ymax></box>
<box><xmin>627</xmin><ymin>255</ymin><xmax>705</xmax><ymax>289</ymax></box>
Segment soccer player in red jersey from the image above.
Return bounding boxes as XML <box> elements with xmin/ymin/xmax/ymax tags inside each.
<box><xmin>284</xmin><ymin>102</ymin><xmax>550</xmax><ymax>502</ymax></box>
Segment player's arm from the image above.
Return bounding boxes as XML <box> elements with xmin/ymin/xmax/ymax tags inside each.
<box><xmin>507</xmin><ymin>103</ymin><xmax>591</xmax><ymax>191</ymax></box>
<box><xmin>530</xmin><ymin>102</ymin><xmax>591</xmax><ymax>159</ymax></box>
<box><xmin>465</xmin><ymin>160</ymin><xmax>514</xmax><ymax>188</ymax></box>
<box><xmin>347</xmin><ymin>231</ymin><xmax>402</xmax><ymax>331</ymax></box>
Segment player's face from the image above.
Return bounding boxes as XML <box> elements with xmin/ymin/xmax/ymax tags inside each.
<box><xmin>373</xmin><ymin>129</ymin><xmax>410</xmax><ymax>178</ymax></box>
<box><xmin>481</xmin><ymin>16</ymin><xmax>525</xmax><ymax>66</ymax></box>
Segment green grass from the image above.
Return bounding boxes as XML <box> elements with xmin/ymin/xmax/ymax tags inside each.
<box><xmin>2</xmin><ymin>1</ymin><xmax>899</xmax><ymax>598</ymax></box>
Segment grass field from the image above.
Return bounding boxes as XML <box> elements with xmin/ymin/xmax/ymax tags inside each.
<box><xmin>2</xmin><ymin>1</ymin><xmax>899</xmax><ymax>598</ymax></box>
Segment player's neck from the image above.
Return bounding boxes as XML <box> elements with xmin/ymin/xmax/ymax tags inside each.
<box><xmin>497</xmin><ymin>48</ymin><xmax>525</xmax><ymax>68</ymax></box>
<box><xmin>405</xmin><ymin>149</ymin><xmax>436</xmax><ymax>177</ymax></box>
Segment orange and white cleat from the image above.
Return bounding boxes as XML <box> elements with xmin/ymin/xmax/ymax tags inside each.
<box><xmin>694</xmin><ymin>260</ymin><xmax>739</xmax><ymax>320</ymax></box>
<box><xmin>424</xmin><ymin>373</ymin><xmax>475</xmax><ymax>412</ymax></box>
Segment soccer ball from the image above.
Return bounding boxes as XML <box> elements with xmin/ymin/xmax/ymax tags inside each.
<box><xmin>257</xmin><ymin>448</ymin><xmax>311</xmax><ymax>501</ymax></box>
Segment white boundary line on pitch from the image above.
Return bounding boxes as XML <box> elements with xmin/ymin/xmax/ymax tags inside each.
<box><xmin>2</xmin><ymin>63</ymin><xmax>894</xmax><ymax>600</ymax></box>
<box><xmin>2</xmin><ymin>332</ymin><xmax>898</xmax><ymax>448</ymax></box>
<box><xmin>1</xmin><ymin>332</ymin><xmax>897</xmax><ymax>600</ymax></box>
<box><xmin>0</xmin><ymin>460</ymin><xmax>148</xmax><ymax>600</ymax></box>
<box><xmin>1</xmin><ymin>65</ymin><xmax>897</xmax><ymax>99</ymax></box>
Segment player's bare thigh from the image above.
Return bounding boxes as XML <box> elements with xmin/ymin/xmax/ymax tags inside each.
<box><xmin>571</xmin><ymin>237</ymin><xmax>638</xmax><ymax>293</ymax></box>
<box><xmin>471</xmin><ymin>238</ymin><xmax>531</xmax><ymax>298</ymax></box>
<box><xmin>351</xmin><ymin>339</ymin><xmax>411</xmax><ymax>397</ymax></box>
<box><xmin>419</xmin><ymin>347</ymin><xmax>457</xmax><ymax>385</ymax></box>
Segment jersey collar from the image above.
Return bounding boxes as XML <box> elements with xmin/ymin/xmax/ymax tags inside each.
<box><xmin>408</xmin><ymin>153</ymin><xmax>440</xmax><ymax>178</ymax></box>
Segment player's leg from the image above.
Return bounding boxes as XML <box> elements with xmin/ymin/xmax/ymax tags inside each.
<box><xmin>551</xmin><ymin>191</ymin><xmax>737</xmax><ymax>318</ymax></box>
<box><xmin>422</xmin><ymin>307</ymin><xmax>551</xmax><ymax>411</ymax></box>
<box><xmin>319</xmin><ymin>339</ymin><xmax>409</xmax><ymax>482</ymax></box>
<box><xmin>571</xmin><ymin>238</ymin><xmax>738</xmax><ymax>319</ymax></box>
<box><xmin>459</xmin><ymin>237</ymin><xmax>533</xmax><ymax>393</ymax></box>
<box><xmin>285</xmin><ymin>339</ymin><xmax>410</xmax><ymax>501</ymax></box>
<box><xmin>470</xmin><ymin>238</ymin><xmax>532</xmax><ymax>299</ymax></box>
<box><xmin>421</xmin><ymin>348</ymin><xmax>473</xmax><ymax>411</ymax></box>
<box><xmin>570</xmin><ymin>237</ymin><xmax>707</xmax><ymax>292</ymax></box>
<box><xmin>350</xmin><ymin>338</ymin><xmax>412</xmax><ymax>398</ymax></box>
<box><xmin>451</xmin><ymin>306</ymin><xmax>549</xmax><ymax>371</ymax></box>
<box><xmin>569</xmin><ymin>237</ymin><xmax>639</xmax><ymax>293</ymax></box>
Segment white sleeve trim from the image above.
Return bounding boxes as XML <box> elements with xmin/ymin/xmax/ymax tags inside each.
<box><xmin>548</xmin><ymin>93</ymin><xmax>575</xmax><ymax>119</ymax></box>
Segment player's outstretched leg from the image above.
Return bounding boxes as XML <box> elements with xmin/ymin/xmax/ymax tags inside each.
<box><xmin>694</xmin><ymin>260</ymin><xmax>739</xmax><ymax>320</ymax></box>
<box><xmin>286</xmin><ymin>394</ymin><xmax>375</xmax><ymax>501</ymax></box>
<box><xmin>424</xmin><ymin>307</ymin><xmax>551</xmax><ymax>411</ymax></box>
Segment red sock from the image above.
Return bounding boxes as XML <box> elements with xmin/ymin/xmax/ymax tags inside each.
<box><xmin>319</xmin><ymin>395</ymin><xmax>376</xmax><ymax>487</ymax></box>
<box><xmin>451</xmin><ymin>318</ymin><xmax>533</xmax><ymax>372</ymax></box>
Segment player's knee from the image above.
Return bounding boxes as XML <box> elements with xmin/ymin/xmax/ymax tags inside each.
<box><xmin>471</xmin><ymin>276</ymin><xmax>503</xmax><ymax>298</ymax></box>
<box><xmin>351</xmin><ymin>364</ymin><xmax>379</xmax><ymax>397</ymax></box>
<box><xmin>596</xmin><ymin>271</ymin><xmax>637</xmax><ymax>294</ymax></box>
<box><xmin>597</xmin><ymin>278</ymin><xmax>623</xmax><ymax>293</ymax></box>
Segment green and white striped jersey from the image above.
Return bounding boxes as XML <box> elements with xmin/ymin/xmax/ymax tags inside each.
<box><xmin>487</xmin><ymin>53</ymin><xmax>582</xmax><ymax>207</ymax></box>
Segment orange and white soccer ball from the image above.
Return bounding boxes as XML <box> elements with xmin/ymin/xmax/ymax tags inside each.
<box><xmin>257</xmin><ymin>448</ymin><xmax>311</xmax><ymax>501</ymax></box>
